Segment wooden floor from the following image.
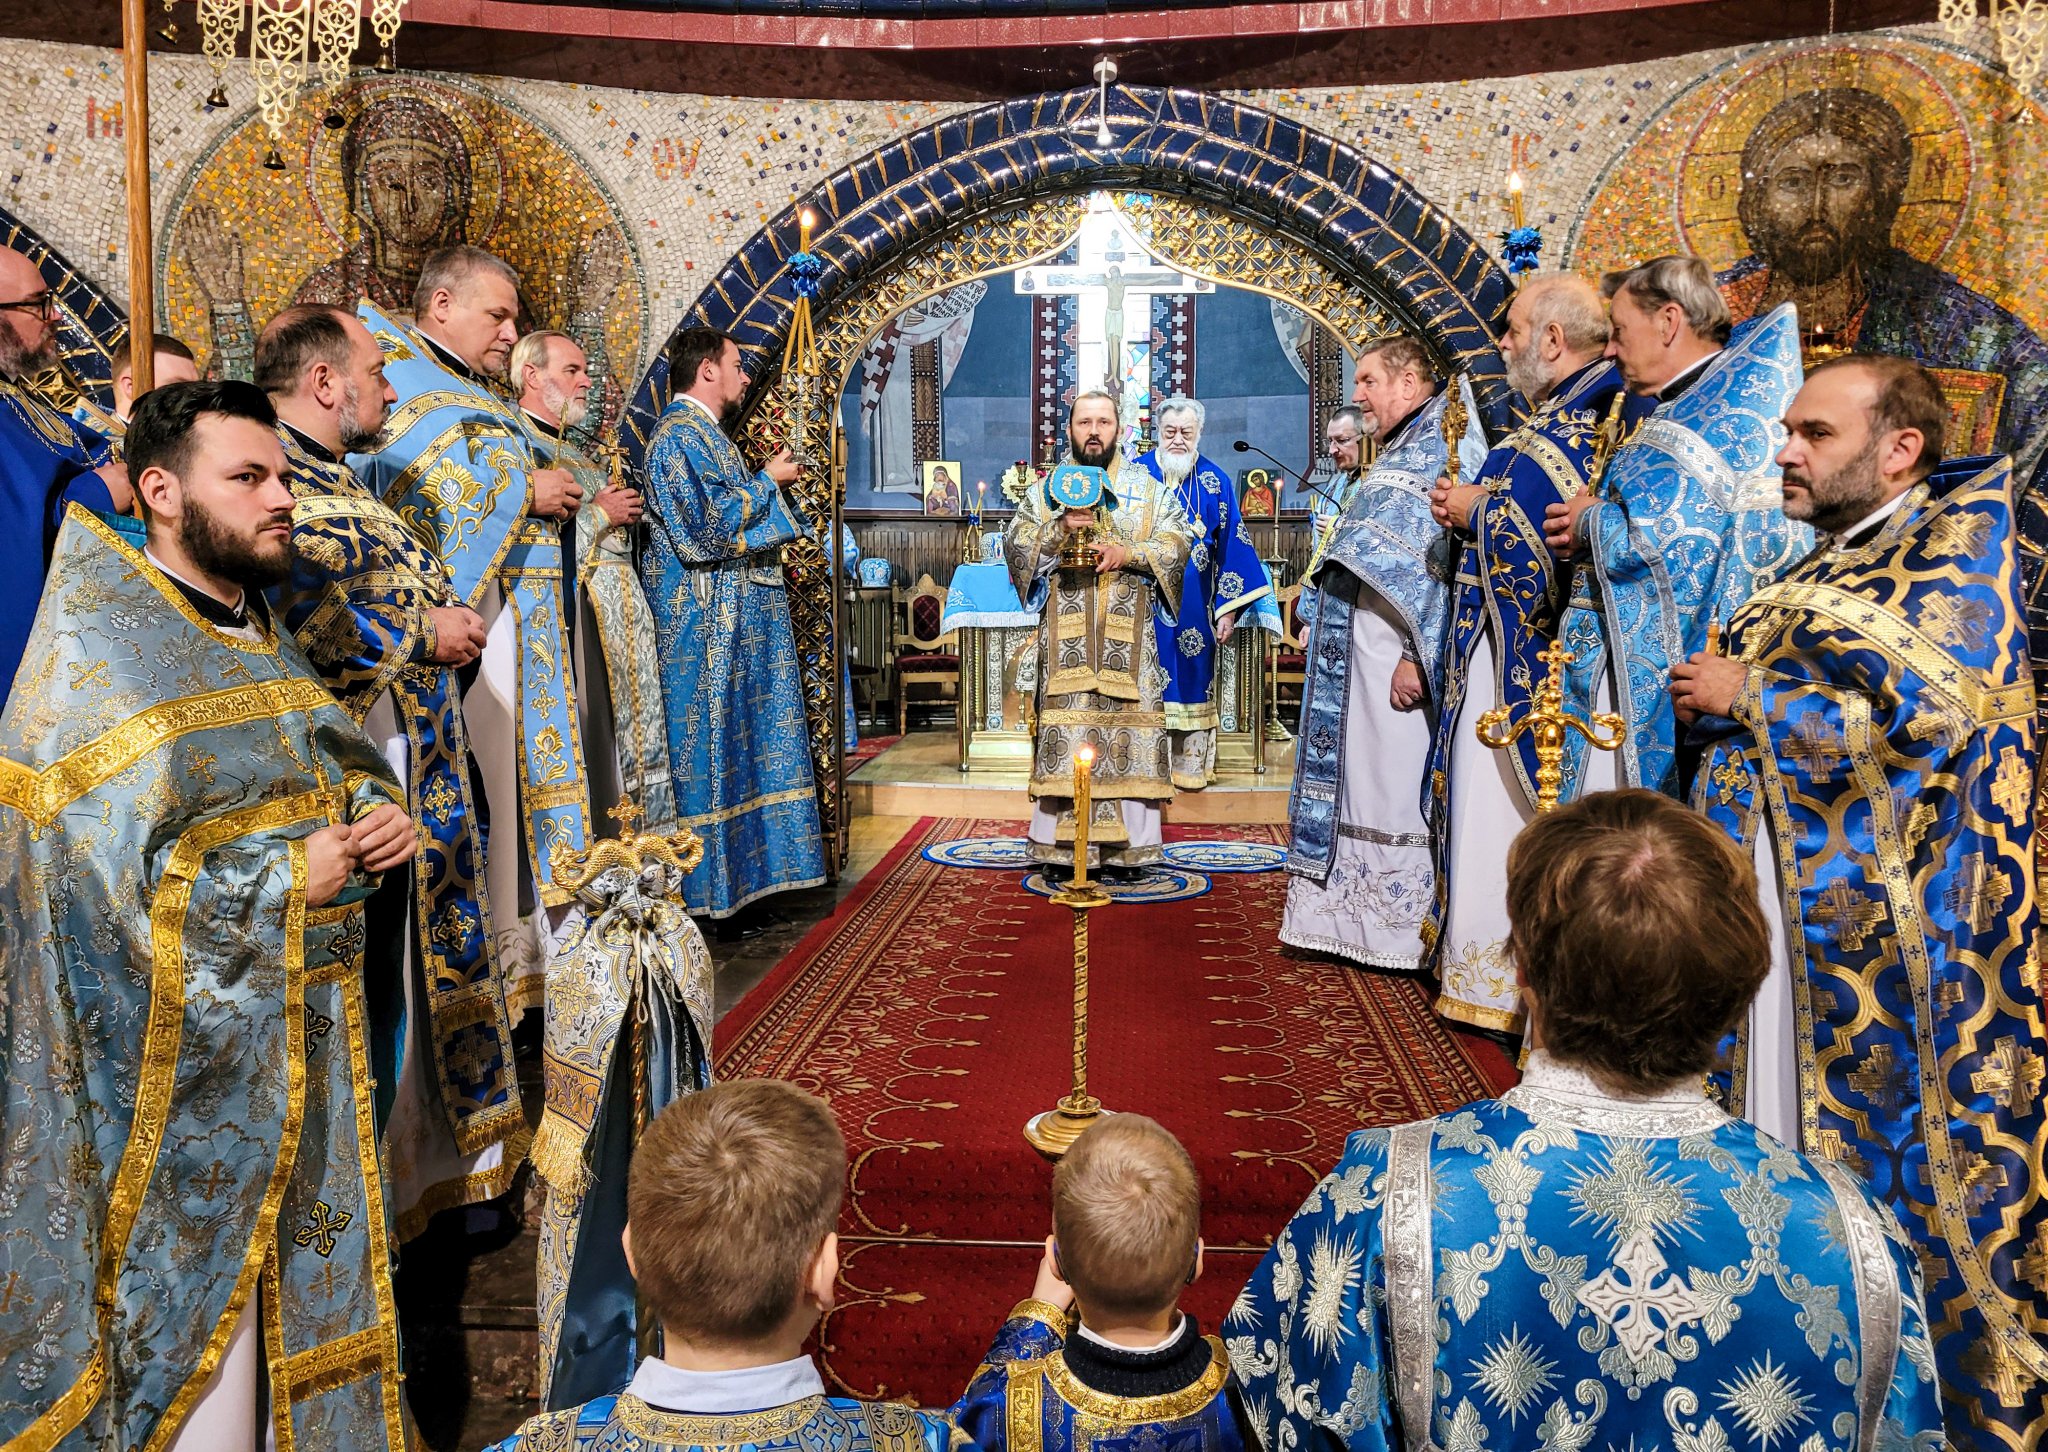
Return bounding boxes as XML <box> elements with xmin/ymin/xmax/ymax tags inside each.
<box><xmin>849</xmin><ymin>729</ymin><xmax>1295</xmax><ymax>823</ymax></box>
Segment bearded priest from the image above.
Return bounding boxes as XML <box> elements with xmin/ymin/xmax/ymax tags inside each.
<box><xmin>1673</xmin><ymin>354</ymin><xmax>2048</xmax><ymax>1444</ymax></box>
<box><xmin>1282</xmin><ymin>336</ymin><xmax>1454</xmax><ymax>969</ymax></box>
<box><xmin>0</xmin><ymin>382</ymin><xmax>414</xmax><ymax>1450</ymax></box>
<box><xmin>1135</xmin><ymin>396</ymin><xmax>1278</xmax><ymax>789</ymax></box>
<box><xmin>1006</xmin><ymin>389</ymin><xmax>1194</xmax><ymax>881</ymax></box>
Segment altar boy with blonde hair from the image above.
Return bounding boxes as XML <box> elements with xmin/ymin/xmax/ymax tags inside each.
<box><xmin>953</xmin><ymin>1115</ymin><xmax>1252</xmax><ymax>1452</ymax></box>
<box><xmin>486</xmin><ymin>1080</ymin><xmax>969</xmax><ymax>1452</ymax></box>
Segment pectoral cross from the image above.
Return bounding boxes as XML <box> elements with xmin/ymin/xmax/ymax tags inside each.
<box><xmin>1015</xmin><ymin>194</ymin><xmax>1210</xmax><ymax>442</ymax></box>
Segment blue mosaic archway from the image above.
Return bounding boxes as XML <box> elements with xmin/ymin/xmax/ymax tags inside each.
<box><xmin>623</xmin><ymin>85</ymin><xmax>1516</xmax><ymax>457</ymax></box>
<box><xmin>623</xmin><ymin>87</ymin><xmax>1518</xmax><ymax>869</ymax></box>
<box><xmin>1</xmin><ymin>207</ymin><xmax>129</xmax><ymax>407</ymax></box>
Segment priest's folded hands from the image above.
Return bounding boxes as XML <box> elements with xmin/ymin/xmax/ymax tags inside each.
<box><xmin>1668</xmin><ymin>650</ymin><xmax>1749</xmax><ymax>723</ymax></box>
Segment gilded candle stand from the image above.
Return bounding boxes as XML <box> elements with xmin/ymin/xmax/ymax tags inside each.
<box><xmin>1024</xmin><ymin>746</ymin><xmax>1113</xmax><ymax>1157</ymax></box>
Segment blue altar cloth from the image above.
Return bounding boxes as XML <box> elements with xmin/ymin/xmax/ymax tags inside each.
<box><xmin>943</xmin><ymin>562</ymin><xmax>1037</xmax><ymax>629</ymax></box>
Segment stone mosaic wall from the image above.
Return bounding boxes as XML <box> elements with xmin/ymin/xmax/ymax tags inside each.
<box><xmin>4</xmin><ymin>22</ymin><xmax>2042</xmax><ymax>462</ymax></box>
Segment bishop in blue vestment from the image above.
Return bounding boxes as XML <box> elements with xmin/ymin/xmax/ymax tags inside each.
<box><xmin>1676</xmin><ymin>354</ymin><xmax>2048</xmax><ymax>1444</ymax></box>
<box><xmin>640</xmin><ymin>328</ymin><xmax>825</xmax><ymax>918</ymax></box>
<box><xmin>1230</xmin><ymin>791</ymin><xmax>1941</xmax><ymax>1452</ymax></box>
<box><xmin>1550</xmin><ymin>264</ymin><xmax>1808</xmax><ymax>801</ymax></box>
<box><xmin>1138</xmin><ymin>397</ymin><xmax>1278</xmax><ymax>789</ymax></box>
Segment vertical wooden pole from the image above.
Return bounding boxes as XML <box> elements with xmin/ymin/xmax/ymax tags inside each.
<box><xmin>121</xmin><ymin>0</ymin><xmax>154</xmax><ymax>393</ymax></box>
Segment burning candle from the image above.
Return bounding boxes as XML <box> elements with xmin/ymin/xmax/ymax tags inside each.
<box><xmin>800</xmin><ymin>207</ymin><xmax>816</xmax><ymax>251</ymax></box>
<box><xmin>1072</xmin><ymin>745</ymin><xmax>1095</xmax><ymax>886</ymax></box>
<box><xmin>1507</xmin><ymin>169</ymin><xmax>1527</xmax><ymax>230</ymax></box>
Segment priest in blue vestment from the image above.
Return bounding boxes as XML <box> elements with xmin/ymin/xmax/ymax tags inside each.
<box><xmin>350</xmin><ymin>245</ymin><xmax>595</xmax><ymax>1036</ymax></box>
<box><xmin>1547</xmin><ymin>256</ymin><xmax>1808</xmax><ymax>801</ymax></box>
<box><xmin>1674</xmin><ymin>354</ymin><xmax>2048</xmax><ymax>1445</ymax></box>
<box><xmin>1228</xmin><ymin>789</ymin><xmax>1941</xmax><ymax>1452</ymax></box>
<box><xmin>1137</xmin><ymin>396</ymin><xmax>1278</xmax><ymax>789</ymax></box>
<box><xmin>0</xmin><ymin>382</ymin><xmax>416</xmax><ymax>1450</ymax></box>
<box><xmin>640</xmin><ymin>326</ymin><xmax>826</xmax><ymax>919</ymax></box>
<box><xmin>259</xmin><ymin>303</ymin><xmax>527</xmax><ymax>1249</ymax></box>
<box><xmin>1283</xmin><ymin>337</ymin><xmax>1455</xmax><ymax>969</ymax></box>
<box><xmin>1424</xmin><ymin>276</ymin><xmax>1627</xmax><ymax>1032</ymax></box>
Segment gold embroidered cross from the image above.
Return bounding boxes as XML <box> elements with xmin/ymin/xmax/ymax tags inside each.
<box><xmin>446</xmin><ymin>1030</ymin><xmax>501</xmax><ymax>1089</ymax></box>
<box><xmin>1784</xmin><ymin>711</ymin><xmax>1848</xmax><ymax>781</ymax></box>
<box><xmin>1971</xmin><ymin>1035</ymin><xmax>2045</xmax><ymax>1116</ymax></box>
<box><xmin>1710</xmin><ymin>758</ymin><xmax>1750</xmax><ymax>805</ymax></box>
<box><xmin>1943</xmin><ymin>852</ymin><xmax>2012</xmax><ymax>934</ymax></box>
<box><xmin>1923</xmin><ymin>510</ymin><xmax>1991</xmax><ymax>559</ymax></box>
<box><xmin>1810</xmin><ymin>879</ymin><xmax>1885</xmax><ymax>951</ymax></box>
<box><xmin>188</xmin><ymin>752</ymin><xmax>218</xmax><ymax>786</ymax></box>
<box><xmin>1814</xmin><ymin>1129</ymin><xmax>1870</xmax><ymax>1178</ymax></box>
<box><xmin>292</xmin><ymin>1199</ymin><xmax>353</xmax><ymax>1258</ymax></box>
<box><xmin>1963</xmin><ymin>1152</ymin><xmax>2010</xmax><ymax>1213</ymax></box>
<box><xmin>1934</xmin><ymin>980</ymin><xmax>1968</xmax><ymax>1019</ymax></box>
<box><xmin>1846</xmin><ymin>1043</ymin><xmax>1909</xmax><ymax>1114</ymax></box>
<box><xmin>67</xmin><ymin>659</ymin><xmax>109</xmax><ymax>692</ymax></box>
<box><xmin>431</xmin><ymin>903</ymin><xmax>477</xmax><ymax>956</ymax></box>
<box><xmin>1917</xmin><ymin>593</ymin><xmax>1994</xmax><ymax>652</ymax></box>
<box><xmin>1990</xmin><ymin>746</ymin><xmax>2033</xmax><ymax>822</ymax></box>
<box><xmin>1959</xmin><ymin>1333</ymin><xmax>2032</xmax><ymax>1411</ymax></box>
<box><xmin>2015</xmin><ymin>1223</ymin><xmax>2048</xmax><ymax>1294</ymax></box>
<box><xmin>188</xmin><ymin>1160</ymin><xmax>234</xmax><ymax>1203</ymax></box>
<box><xmin>312</xmin><ymin>1263</ymin><xmax>344</xmax><ymax>1301</ymax></box>
<box><xmin>421</xmin><ymin>774</ymin><xmax>458</xmax><ymax>826</ymax></box>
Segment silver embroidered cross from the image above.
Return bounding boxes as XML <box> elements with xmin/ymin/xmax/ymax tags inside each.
<box><xmin>1575</xmin><ymin>1229</ymin><xmax>1707</xmax><ymax>1359</ymax></box>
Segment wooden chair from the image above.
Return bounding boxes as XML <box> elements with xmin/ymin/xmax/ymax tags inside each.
<box><xmin>894</xmin><ymin>572</ymin><xmax>960</xmax><ymax>732</ymax></box>
<box><xmin>1272</xmin><ymin>583</ymin><xmax>1308</xmax><ymax>726</ymax></box>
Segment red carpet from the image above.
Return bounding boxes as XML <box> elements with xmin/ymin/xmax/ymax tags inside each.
<box><xmin>715</xmin><ymin>817</ymin><xmax>1517</xmax><ymax>1406</ymax></box>
<box><xmin>847</xmin><ymin>733</ymin><xmax>903</xmax><ymax>767</ymax></box>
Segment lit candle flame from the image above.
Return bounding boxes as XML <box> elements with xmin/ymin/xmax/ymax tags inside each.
<box><xmin>799</xmin><ymin>208</ymin><xmax>816</xmax><ymax>251</ymax></box>
<box><xmin>1076</xmin><ymin>746</ymin><xmax>1095</xmax><ymax>765</ymax></box>
<box><xmin>1508</xmin><ymin>169</ymin><xmax>1524</xmax><ymax>195</ymax></box>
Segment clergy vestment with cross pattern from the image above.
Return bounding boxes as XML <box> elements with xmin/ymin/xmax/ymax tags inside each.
<box><xmin>1004</xmin><ymin>456</ymin><xmax>1194</xmax><ymax>868</ymax></box>
<box><xmin>1224</xmin><ymin>1051</ymin><xmax>1941</xmax><ymax>1452</ymax></box>
<box><xmin>348</xmin><ymin>303</ymin><xmax>596</xmax><ymax>1025</ymax></box>
<box><xmin>1690</xmin><ymin>452</ymin><xmax>2048</xmax><ymax>1443</ymax></box>
<box><xmin>269</xmin><ymin>422</ymin><xmax>528</xmax><ymax>1244</ymax></box>
<box><xmin>0</xmin><ymin>512</ymin><xmax>408</xmax><ymax>1451</ymax></box>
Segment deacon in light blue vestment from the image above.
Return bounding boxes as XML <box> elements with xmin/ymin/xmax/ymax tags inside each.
<box><xmin>640</xmin><ymin>393</ymin><xmax>826</xmax><ymax>917</ymax></box>
<box><xmin>350</xmin><ymin>300</ymin><xmax>594</xmax><ymax>1014</ymax></box>
<box><xmin>1556</xmin><ymin>304</ymin><xmax>1809</xmax><ymax>799</ymax></box>
<box><xmin>1137</xmin><ymin>432</ymin><xmax>1279</xmax><ymax>790</ymax></box>
<box><xmin>0</xmin><ymin>511</ymin><xmax>409</xmax><ymax>1451</ymax></box>
<box><xmin>1692</xmin><ymin>453</ymin><xmax>2048</xmax><ymax>1443</ymax></box>
<box><xmin>1225</xmin><ymin>1052</ymin><xmax>1942</xmax><ymax>1452</ymax></box>
<box><xmin>1424</xmin><ymin>356</ymin><xmax>1627</xmax><ymax>1030</ymax></box>
<box><xmin>1282</xmin><ymin>386</ymin><xmax>1453</xmax><ymax>969</ymax></box>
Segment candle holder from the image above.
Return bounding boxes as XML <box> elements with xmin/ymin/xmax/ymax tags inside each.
<box><xmin>1473</xmin><ymin>638</ymin><xmax>1624</xmax><ymax>813</ymax></box>
<box><xmin>1025</xmin><ymin>746</ymin><xmax>1113</xmax><ymax>1157</ymax></box>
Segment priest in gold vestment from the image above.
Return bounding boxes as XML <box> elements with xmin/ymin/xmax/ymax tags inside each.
<box><xmin>1005</xmin><ymin>390</ymin><xmax>1194</xmax><ymax>879</ymax></box>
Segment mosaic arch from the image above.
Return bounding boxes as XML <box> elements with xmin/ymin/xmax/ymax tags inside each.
<box><xmin>620</xmin><ymin>85</ymin><xmax>1518</xmax><ymax>854</ymax></box>
<box><xmin>0</xmin><ymin>207</ymin><xmax>128</xmax><ymax>412</ymax></box>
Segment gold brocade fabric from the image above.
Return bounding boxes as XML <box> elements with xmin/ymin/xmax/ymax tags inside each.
<box><xmin>1005</xmin><ymin>460</ymin><xmax>1194</xmax><ymax>815</ymax></box>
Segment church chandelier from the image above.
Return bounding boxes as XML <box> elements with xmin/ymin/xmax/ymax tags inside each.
<box><xmin>176</xmin><ymin>0</ymin><xmax>408</xmax><ymax>166</ymax></box>
<box><xmin>1941</xmin><ymin>0</ymin><xmax>2046</xmax><ymax>89</ymax></box>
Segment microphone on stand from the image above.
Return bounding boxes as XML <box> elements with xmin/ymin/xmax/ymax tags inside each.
<box><xmin>1231</xmin><ymin>439</ymin><xmax>1344</xmax><ymax>509</ymax></box>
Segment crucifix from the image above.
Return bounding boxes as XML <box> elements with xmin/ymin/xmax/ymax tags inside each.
<box><xmin>1015</xmin><ymin>193</ymin><xmax>1211</xmax><ymax>448</ymax></box>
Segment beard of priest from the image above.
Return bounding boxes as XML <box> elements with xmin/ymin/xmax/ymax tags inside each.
<box><xmin>1005</xmin><ymin>391</ymin><xmax>1195</xmax><ymax>880</ymax></box>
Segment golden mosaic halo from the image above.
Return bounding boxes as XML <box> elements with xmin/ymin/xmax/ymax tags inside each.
<box><xmin>1676</xmin><ymin>44</ymin><xmax>1972</xmax><ymax>269</ymax></box>
<box><xmin>305</xmin><ymin>77</ymin><xmax>506</xmax><ymax>249</ymax></box>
